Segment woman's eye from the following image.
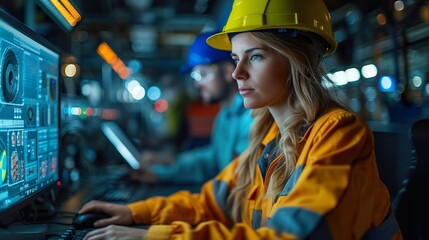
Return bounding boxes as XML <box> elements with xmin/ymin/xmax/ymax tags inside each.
<box><xmin>232</xmin><ymin>58</ymin><xmax>239</xmax><ymax>65</ymax></box>
<box><xmin>250</xmin><ymin>54</ymin><xmax>262</xmax><ymax>61</ymax></box>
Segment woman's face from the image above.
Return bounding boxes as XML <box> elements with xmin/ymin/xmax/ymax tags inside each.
<box><xmin>231</xmin><ymin>32</ymin><xmax>290</xmax><ymax>110</ymax></box>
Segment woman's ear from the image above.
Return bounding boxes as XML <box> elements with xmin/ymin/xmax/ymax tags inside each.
<box><xmin>222</xmin><ymin>61</ymin><xmax>236</xmax><ymax>83</ymax></box>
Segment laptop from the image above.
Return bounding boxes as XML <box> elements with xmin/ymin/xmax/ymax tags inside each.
<box><xmin>100</xmin><ymin>121</ymin><xmax>142</xmax><ymax>170</ymax></box>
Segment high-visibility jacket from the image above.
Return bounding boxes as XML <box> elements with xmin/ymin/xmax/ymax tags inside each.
<box><xmin>128</xmin><ymin>108</ymin><xmax>402</xmax><ymax>240</ymax></box>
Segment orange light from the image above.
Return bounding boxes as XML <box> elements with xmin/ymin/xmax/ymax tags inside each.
<box><xmin>118</xmin><ymin>67</ymin><xmax>131</xmax><ymax>80</ymax></box>
<box><xmin>421</xmin><ymin>4</ymin><xmax>429</xmax><ymax>22</ymax></box>
<box><xmin>49</xmin><ymin>0</ymin><xmax>82</xmax><ymax>26</ymax></box>
<box><xmin>97</xmin><ymin>42</ymin><xmax>118</xmax><ymax>64</ymax></box>
<box><xmin>97</xmin><ymin>42</ymin><xmax>131</xmax><ymax>79</ymax></box>
<box><xmin>60</xmin><ymin>0</ymin><xmax>81</xmax><ymax>21</ymax></box>
<box><xmin>50</xmin><ymin>0</ymin><xmax>77</xmax><ymax>26</ymax></box>
<box><xmin>376</xmin><ymin>13</ymin><xmax>387</xmax><ymax>25</ymax></box>
<box><xmin>111</xmin><ymin>58</ymin><xmax>124</xmax><ymax>71</ymax></box>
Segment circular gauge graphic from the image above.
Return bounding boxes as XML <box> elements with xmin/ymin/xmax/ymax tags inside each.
<box><xmin>0</xmin><ymin>140</ymin><xmax>6</xmax><ymax>185</ymax></box>
<box><xmin>2</xmin><ymin>49</ymin><xmax>20</xmax><ymax>103</ymax></box>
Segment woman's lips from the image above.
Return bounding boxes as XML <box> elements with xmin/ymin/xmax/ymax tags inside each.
<box><xmin>239</xmin><ymin>88</ymin><xmax>253</xmax><ymax>95</ymax></box>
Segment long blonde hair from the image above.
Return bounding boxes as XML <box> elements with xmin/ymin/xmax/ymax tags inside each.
<box><xmin>227</xmin><ymin>32</ymin><xmax>346</xmax><ymax>222</ymax></box>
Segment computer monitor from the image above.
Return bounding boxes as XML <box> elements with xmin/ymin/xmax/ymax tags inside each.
<box><xmin>100</xmin><ymin>121</ymin><xmax>142</xmax><ymax>170</ymax></box>
<box><xmin>0</xmin><ymin>8</ymin><xmax>60</xmax><ymax>226</ymax></box>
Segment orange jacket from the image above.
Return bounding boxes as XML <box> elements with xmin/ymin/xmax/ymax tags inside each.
<box><xmin>128</xmin><ymin>108</ymin><xmax>402</xmax><ymax>239</ymax></box>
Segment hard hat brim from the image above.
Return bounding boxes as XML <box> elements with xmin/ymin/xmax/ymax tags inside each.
<box><xmin>206</xmin><ymin>32</ymin><xmax>232</xmax><ymax>51</ymax></box>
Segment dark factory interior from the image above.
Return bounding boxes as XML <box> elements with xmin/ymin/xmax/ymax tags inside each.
<box><xmin>0</xmin><ymin>0</ymin><xmax>428</xmax><ymax>239</ymax></box>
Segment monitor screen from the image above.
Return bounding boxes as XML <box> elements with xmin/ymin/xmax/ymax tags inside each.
<box><xmin>0</xmin><ymin>9</ymin><xmax>60</xmax><ymax>220</ymax></box>
<box><xmin>100</xmin><ymin>121</ymin><xmax>142</xmax><ymax>170</ymax></box>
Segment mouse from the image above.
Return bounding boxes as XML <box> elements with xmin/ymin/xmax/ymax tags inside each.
<box><xmin>72</xmin><ymin>212</ymin><xmax>110</xmax><ymax>229</ymax></box>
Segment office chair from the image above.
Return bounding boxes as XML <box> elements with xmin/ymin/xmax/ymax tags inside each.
<box><xmin>393</xmin><ymin>118</ymin><xmax>429</xmax><ymax>240</ymax></box>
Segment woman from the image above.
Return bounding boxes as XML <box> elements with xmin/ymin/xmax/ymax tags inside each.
<box><xmin>80</xmin><ymin>0</ymin><xmax>402</xmax><ymax>239</ymax></box>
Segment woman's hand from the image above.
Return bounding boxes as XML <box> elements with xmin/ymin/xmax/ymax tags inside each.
<box><xmin>78</xmin><ymin>200</ymin><xmax>134</xmax><ymax>227</ymax></box>
<box><xmin>139</xmin><ymin>151</ymin><xmax>174</xmax><ymax>165</ymax></box>
<box><xmin>83</xmin><ymin>225</ymin><xmax>147</xmax><ymax>240</ymax></box>
<box><xmin>129</xmin><ymin>167</ymin><xmax>159</xmax><ymax>184</ymax></box>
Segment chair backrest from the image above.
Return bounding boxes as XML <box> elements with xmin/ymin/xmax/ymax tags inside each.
<box><xmin>410</xmin><ymin>119</ymin><xmax>429</xmax><ymax>172</ymax></box>
<box><xmin>393</xmin><ymin>118</ymin><xmax>429</xmax><ymax>240</ymax></box>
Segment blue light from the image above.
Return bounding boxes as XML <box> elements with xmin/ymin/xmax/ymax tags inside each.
<box><xmin>147</xmin><ymin>86</ymin><xmax>161</xmax><ymax>101</ymax></box>
<box><xmin>127</xmin><ymin>59</ymin><xmax>142</xmax><ymax>74</ymax></box>
<box><xmin>378</xmin><ymin>75</ymin><xmax>396</xmax><ymax>92</ymax></box>
<box><xmin>63</xmin><ymin>107</ymin><xmax>69</xmax><ymax>115</ymax></box>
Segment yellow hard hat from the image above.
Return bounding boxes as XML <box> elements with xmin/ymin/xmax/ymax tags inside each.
<box><xmin>206</xmin><ymin>0</ymin><xmax>337</xmax><ymax>55</ymax></box>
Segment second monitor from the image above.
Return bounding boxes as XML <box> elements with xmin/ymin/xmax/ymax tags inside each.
<box><xmin>100</xmin><ymin>121</ymin><xmax>142</xmax><ymax>170</ymax></box>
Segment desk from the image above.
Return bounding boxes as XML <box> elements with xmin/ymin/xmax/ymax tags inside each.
<box><xmin>45</xmin><ymin>169</ymin><xmax>201</xmax><ymax>239</ymax></box>
<box><xmin>57</xmin><ymin>178</ymin><xmax>201</xmax><ymax>212</ymax></box>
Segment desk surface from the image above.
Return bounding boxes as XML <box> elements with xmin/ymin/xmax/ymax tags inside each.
<box><xmin>48</xmin><ymin>166</ymin><xmax>201</xmax><ymax>239</ymax></box>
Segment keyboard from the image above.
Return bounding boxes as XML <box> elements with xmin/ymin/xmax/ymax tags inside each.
<box><xmin>56</xmin><ymin>225</ymin><xmax>150</xmax><ymax>239</ymax></box>
<box><xmin>91</xmin><ymin>179</ymin><xmax>146</xmax><ymax>203</ymax></box>
<box><xmin>57</xmin><ymin>228</ymin><xmax>89</xmax><ymax>240</ymax></box>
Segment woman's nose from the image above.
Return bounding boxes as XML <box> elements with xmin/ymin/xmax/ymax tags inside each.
<box><xmin>232</xmin><ymin>61</ymin><xmax>248</xmax><ymax>80</ymax></box>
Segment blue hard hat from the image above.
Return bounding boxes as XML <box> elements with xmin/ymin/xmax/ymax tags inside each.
<box><xmin>181</xmin><ymin>31</ymin><xmax>232</xmax><ymax>73</ymax></box>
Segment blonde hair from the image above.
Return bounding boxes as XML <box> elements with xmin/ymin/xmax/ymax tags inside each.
<box><xmin>227</xmin><ymin>32</ymin><xmax>345</xmax><ymax>223</ymax></box>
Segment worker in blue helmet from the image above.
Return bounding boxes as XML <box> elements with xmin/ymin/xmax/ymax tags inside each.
<box><xmin>181</xmin><ymin>31</ymin><xmax>232</xmax><ymax>73</ymax></box>
<box><xmin>131</xmin><ymin>31</ymin><xmax>253</xmax><ymax>184</ymax></box>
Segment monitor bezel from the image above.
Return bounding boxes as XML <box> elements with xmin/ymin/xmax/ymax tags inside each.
<box><xmin>0</xmin><ymin>8</ymin><xmax>62</xmax><ymax>223</ymax></box>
